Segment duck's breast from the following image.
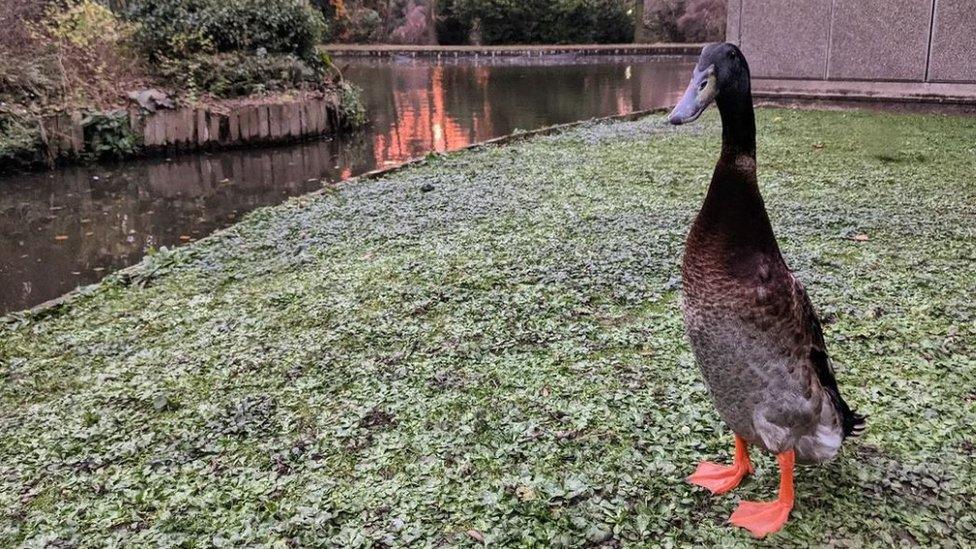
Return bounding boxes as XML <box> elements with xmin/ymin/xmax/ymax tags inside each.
<box><xmin>681</xmin><ymin>247</ymin><xmax>834</xmax><ymax>455</ymax></box>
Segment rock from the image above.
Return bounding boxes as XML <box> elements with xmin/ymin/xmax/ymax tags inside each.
<box><xmin>127</xmin><ymin>89</ymin><xmax>175</xmax><ymax>113</ymax></box>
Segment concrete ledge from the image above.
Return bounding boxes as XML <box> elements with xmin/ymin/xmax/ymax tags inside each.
<box><xmin>321</xmin><ymin>43</ymin><xmax>706</xmax><ymax>58</ymax></box>
<box><xmin>753</xmin><ymin>78</ymin><xmax>976</xmax><ymax>106</ymax></box>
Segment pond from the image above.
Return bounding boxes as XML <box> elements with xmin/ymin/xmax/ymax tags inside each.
<box><xmin>0</xmin><ymin>55</ymin><xmax>694</xmax><ymax>314</ymax></box>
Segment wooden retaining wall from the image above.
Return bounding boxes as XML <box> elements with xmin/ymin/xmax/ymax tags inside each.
<box><xmin>42</xmin><ymin>96</ymin><xmax>338</xmax><ymax>160</ymax></box>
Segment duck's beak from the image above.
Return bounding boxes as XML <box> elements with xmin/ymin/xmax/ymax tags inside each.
<box><xmin>668</xmin><ymin>65</ymin><xmax>717</xmax><ymax>125</ymax></box>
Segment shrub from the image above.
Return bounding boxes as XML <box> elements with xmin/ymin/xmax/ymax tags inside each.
<box><xmin>336</xmin><ymin>81</ymin><xmax>366</xmax><ymax>129</ymax></box>
<box><xmin>435</xmin><ymin>0</ymin><xmax>634</xmax><ymax>45</ymax></box>
<box><xmin>45</xmin><ymin>0</ymin><xmax>132</xmax><ymax>48</ymax></box>
<box><xmin>0</xmin><ymin>111</ymin><xmax>41</xmax><ymax>165</ymax></box>
<box><xmin>643</xmin><ymin>0</ymin><xmax>725</xmax><ymax>42</ymax></box>
<box><xmin>198</xmin><ymin>0</ymin><xmax>327</xmax><ymax>56</ymax></box>
<box><xmin>0</xmin><ymin>0</ymin><xmax>47</xmax><ymax>52</ymax></box>
<box><xmin>677</xmin><ymin>0</ymin><xmax>726</xmax><ymax>42</ymax></box>
<box><xmin>155</xmin><ymin>52</ymin><xmax>325</xmax><ymax>98</ymax></box>
<box><xmin>0</xmin><ymin>51</ymin><xmax>62</xmax><ymax>106</ymax></box>
<box><xmin>82</xmin><ymin>110</ymin><xmax>139</xmax><ymax>159</ymax></box>
<box><xmin>389</xmin><ymin>2</ymin><xmax>431</xmax><ymax>44</ymax></box>
<box><xmin>127</xmin><ymin>0</ymin><xmax>335</xmax><ymax>99</ymax></box>
<box><xmin>339</xmin><ymin>6</ymin><xmax>384</xmax><ymax>43</ymax></box>
<box><xmin>0</xmin><ymin>0</ymin><xmax>143</xmax><ymax>111</ymax></box>
<box><xmin>129</xmin><ymin>0</ymin><xmax>328</xmax><ymax>61</ymax></box>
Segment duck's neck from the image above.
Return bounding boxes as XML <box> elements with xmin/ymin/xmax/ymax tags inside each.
<box><xmin>696</xmin><ymin>89</ymin><xmax>779</xmax><ymax>255</ymax></box>
<box><xmin>717</xmin><ymin>92</ymin><xmax>756</xmax><ymax>159</ymax></box>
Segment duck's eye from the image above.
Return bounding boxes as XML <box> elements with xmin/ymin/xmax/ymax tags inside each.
<box><xmin>698</xmin><ymin>80</ymin><xmax>708</xmax><ymax>91</ymax></box>
<box><xmin>729</xmin><ymin>50</ymin><xmax>737</xmax><ymax>59</ymax></box>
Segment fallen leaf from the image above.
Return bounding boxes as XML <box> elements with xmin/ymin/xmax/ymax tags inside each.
<box><xmin>466</xmin><ymin>529</ymin><xmax>485</xmax><ymax>543</ymax></box>
<box><xmin>515</xmin><ymin>485</ymin><xmax>536</xmax><ymax>502</ymax></box>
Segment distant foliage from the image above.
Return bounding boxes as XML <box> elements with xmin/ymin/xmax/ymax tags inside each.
<box><xmin>0</xmin><ymin>0</ymin><xmax>47</xmax><ymax>52</ymax></box>
<box><xmin>128</xmin><ymin>0</ymin><xmax>328</xmax><ymax>61</ymax></box>
<box><xmin>677</xmin><ymin>0</ymin><xmax>726</xmax><ymax>42</ymax></box>
<box><xmin>436</xmin><ymin>0</ymin><xmax>634</xmax><ymax>45</ymax></box>
<box><xmin>389</xmin><ymin>1</ymin><xmax>431</xmax><ymax>44</ymax></box>
<box><xmin>156</xmin><ymin>52</ymin><xmax>325</xmax><ymax>98</ymax></box>
<box><xmin>340</xmin><ymin>5</ymin><xmax>384</xmax><ymax>43</ymax></box>
<box><xmin>127</xmin><ymin>0</ymin><xmax>333</xmax><ymax>97</ymax></box>
<box><xmin>46</xmin><ymin>0</ymin><xmax>132</xmax><ymax>47</ymax></box>
<box><xmin>319</xmin><ymin>0</ymin><xmax>408</xmax><ymax>44</ymax></box>
<box><xmin>643</xmin><ymin>0</ymin><xmax>725</xmax><ymax>42</ymax></box>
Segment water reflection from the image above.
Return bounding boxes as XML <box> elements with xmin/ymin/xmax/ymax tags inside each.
<box><xmin>0</xmin><ymin>55</ymin><xmax>694</xmax><ymax>313</ymax></box>
<box><xmin>351</xmin><ymin>56</ymin><xmax>693</xmax><ymax>164</ymax></box>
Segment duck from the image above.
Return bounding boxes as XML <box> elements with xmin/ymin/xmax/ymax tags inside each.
<box><xmin>667</xmin><ymin>43</ymin><xmax>866</xmax><ymax>538</ymax></box>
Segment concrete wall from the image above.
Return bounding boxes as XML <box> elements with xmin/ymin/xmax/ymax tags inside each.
<box><xmin>726</xmin><ymin>0</ymin><xmax>976</xmax><ymax>102</ymax></box>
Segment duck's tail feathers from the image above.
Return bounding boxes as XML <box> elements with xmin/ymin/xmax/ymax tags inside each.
<box><xmin>811</xmin><ymin>349</ymin><xmax>866</xmax><ymax>440</ymax></box>
<box><xmin>843</xmin><ymin>409</ymin><xmax>867</xmax><ymax>439</ymax></box>
<box><xmin>828</xmin><ymin>387</ymin><xmax>866</xmax><ymax>439</ymax></box>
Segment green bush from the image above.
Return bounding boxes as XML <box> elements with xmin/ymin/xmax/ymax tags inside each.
<box><xmin>0</xmin><ymin>111</ymin><xmax>41</xmax><ymax>166</ymax></box>
<box><xmin>155</xmin><ymin>52</ymin><xmax>325</xmax><ymax>98</ymax></box>
<box><xmin>642</xmin><ymin>0</ymin><xmax>725</xmax><ymax>42</ymax></box>
<box><xmin>336</xmin><ymin>81</ymin><xmax>366</xmax><ymax>129</ymax></box>
<box><xmin>82</xmin><ymin>110</ymin><xmax>140</xmax><ymax>160</ymax></box>
<box><xmin>126</xmin><ymin>0</ymin><xmax>334</xmax><ymax>99</ymax></box>
<box><xmin>340</xmin><ymin>7</ymin><xmax>384</xmax><ymax>43</ymax></box>
<box><xmin>129</xmin><ymin>0</ymin><xmax>328</xmax><ymax>61</ymax></box>
<box><xmin>436</xmin><ymin>0</ymin><xmax>634</xmax><ymax>45</ymax></box>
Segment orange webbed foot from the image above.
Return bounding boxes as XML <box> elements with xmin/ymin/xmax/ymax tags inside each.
<box><xmin>687</xmin><ymin>460</ymin><xmax>750</xmax><ymax>495</ymax></box>
<box><xmin>729</xmin><ymin>498</ymin><xmax>792</xmax><ymax>538</ymax></box>
<box><xmin>687</xmin><ymin>435</ymin><xmax>753</xmax><ymax>495</ymax></box>
<box><xmin>728</xmin><ymin>450</ymin><xmax>796</xmax><ymax>538</ymax></box>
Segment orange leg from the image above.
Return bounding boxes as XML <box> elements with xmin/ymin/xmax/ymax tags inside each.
<box><xmin>729</xmin><ymin>450</ymin><xmax>795</xmax><ymax>538</ymax></box>
<box><xmin>688</xmin><ymin>435</ymin><xmax>754</xmax><ymax>495</ymax></box>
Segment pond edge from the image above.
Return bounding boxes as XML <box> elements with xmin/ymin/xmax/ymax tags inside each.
<box><xmin>3</xmin><ymin>107</ymin><xmax>669</xmax><ymax>322</ymax></box>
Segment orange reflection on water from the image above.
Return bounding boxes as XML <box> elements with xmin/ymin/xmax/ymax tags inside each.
<box><xmin>372</xmin><ymin>65</ymin><xmax>473</xmax><ymax>164</ymax></box>
<box><xmin>360</xmin><ymin>58</ymin><xmax>692</xmax><ymax>168</ymax></box>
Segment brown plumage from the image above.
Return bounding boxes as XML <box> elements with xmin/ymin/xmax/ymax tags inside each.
<box><xmin>669</xmin><ymin>43</ymin><xmax>864</xmax><ymax>538</ymax></box>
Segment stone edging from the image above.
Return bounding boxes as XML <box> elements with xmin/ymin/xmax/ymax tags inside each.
<box><xmin>321</xmin><ymin>43</ymin><xmax>705</xmax><ymax>58</ymax></box>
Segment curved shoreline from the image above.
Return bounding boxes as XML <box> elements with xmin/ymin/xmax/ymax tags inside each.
<box><xmin>5</xmin><ymin>107</ymin><xmax>669</xmax><ymax>321</ymax></box>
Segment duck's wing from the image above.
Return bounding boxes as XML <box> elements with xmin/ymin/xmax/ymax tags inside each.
<box><xmin>788</xmin><ymin>273</ymin><xmax>866</xmax><ymax>439</ymax></box>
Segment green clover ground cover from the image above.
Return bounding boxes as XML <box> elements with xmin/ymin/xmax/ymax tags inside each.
<box><xmin>2</xmin><ymin>109</ymin><xmax>974</xmax><ymax>546</ymax></box>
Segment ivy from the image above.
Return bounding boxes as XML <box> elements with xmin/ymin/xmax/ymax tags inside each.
<box><xmin>1</xmin><ymin>110</ymin><xmax>974</xmax><ymax>545</ymax></box>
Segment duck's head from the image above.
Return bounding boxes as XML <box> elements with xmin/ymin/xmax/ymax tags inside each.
<box><xmin>668</xmin><ymin>43</ymin><xmax>751</xmax><ymax>126</ymax></box>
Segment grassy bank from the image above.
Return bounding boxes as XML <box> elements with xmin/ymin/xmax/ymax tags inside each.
<box><xmin>0</xmin><ymin>0</ymin><xmax>362</xmax><ymax>168</ymax></box>
<box><xmin>1</xmin><ymin>108</ymin><xmax>974</xmax><ymax>546</ymax></box>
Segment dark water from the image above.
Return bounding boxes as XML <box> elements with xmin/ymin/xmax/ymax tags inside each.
<box><xmin>0</xmin><ymin>55</ymin><xmax>694</xmax><ymax>313</ymax></box>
